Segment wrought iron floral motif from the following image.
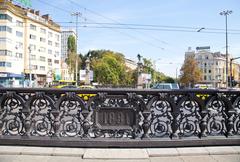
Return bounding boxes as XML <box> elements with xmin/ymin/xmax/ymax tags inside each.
<box><xmin>148</xmin><ymin>96</ymin><xmax>174</xmax><ymax>137</ymax></box>
<box><xmin>0</xmin><ymin>92</ymin><xmax>26</xmax><ymax>135</ymax></box>
<box><xmin>232</xmin><ymin>97</ymin><xmax>240</xmax><ymax>135</ymax></box>
<box><xmin>27</xmin><ymin>92</ymin><xmax>55</xmax><ymax>136</ymax></box>
<box><xmin>206</xmin><ymin>95</ymin><xmax>228</xmax><ymax>136</ymax></box>
<box><xmin>56</xmin><ymin>92</ymin><xmax>86</xmax><ymax>137</ymax></box>
<box><xmin>177</xmin><ymin>96</ymin><xmax>202</xmax><ymax>137</ymax></box>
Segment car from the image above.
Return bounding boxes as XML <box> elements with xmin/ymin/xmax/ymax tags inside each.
<box><xmin>152</xmin><ymin>83</ymin><xmax>179</xmax><ymax>89</ymax></box>
<box><xmin>60</xmin><ymin>85</ymin><xmax>96</xmax><ymax>101</ymax></box>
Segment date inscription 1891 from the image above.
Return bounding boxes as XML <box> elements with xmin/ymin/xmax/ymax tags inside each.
<box><xmin>96</xmin><ymin>108</ymin><xmax>136</xmax><ymax>129</ymax></box>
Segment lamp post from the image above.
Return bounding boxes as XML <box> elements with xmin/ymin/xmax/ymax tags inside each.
<box><xmin>137</xmin><ymin>54</ymin><xmax>143</xmax><ymax>89</ymax></box>
<box><xmin>71</xmin><ymin>12</ymin><xmax>81</xmax><ymax>86</ymax></box>
<box><xmin>220</xmin><ymin>10</ymin><xmax>232</xmax><ymax>88</ymax></box>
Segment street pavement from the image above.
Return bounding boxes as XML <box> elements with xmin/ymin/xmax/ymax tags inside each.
<box><xmin>0</xmin><ymin>146</ymin><xmax>239</xmax><ymax>162</ymax></box>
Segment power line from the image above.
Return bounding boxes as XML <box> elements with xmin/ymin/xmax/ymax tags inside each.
<box><xmin>34</xmin><ymin>0</ymin><xmax>165</xmax><ymax>50</ymax></box>
<box><xmin>67</xmin><ymin>0</ymin><xmax>167</xmax><ymax>48</ymax></box>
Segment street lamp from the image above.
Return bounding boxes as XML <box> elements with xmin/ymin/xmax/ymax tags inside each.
<box><xmin>220</xmin><ymin>10</ymin><xmax>233</xmax><ymax>88</ymax></box>
<box><xmin>137</xmin><ymin>54</ymin><xmax>143</xmax><ymax>89</ymax></box>
<box><xmin>71</xmin><ymin>12</ymin><xmax>81</xmax><ymax>86</ymax></box>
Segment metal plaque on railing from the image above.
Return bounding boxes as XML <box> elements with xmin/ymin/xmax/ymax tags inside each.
<box><xmin>94</xmin><ymin>107</ymin><xmax>137</xmax><ymax>130</ymax></box>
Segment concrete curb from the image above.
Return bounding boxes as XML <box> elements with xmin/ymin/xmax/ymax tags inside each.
<box><xmin>0</xmin><ymin>146</ymin><xmax>239</xmax><ymax>159</ymax></box>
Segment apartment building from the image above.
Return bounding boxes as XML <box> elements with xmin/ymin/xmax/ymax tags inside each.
<box><xmin>185</xmin><ymin>46</ymin><xmax>240</xmax><ymax>88</ymax></box>
<box><xmin>60</xmin><ymin>30</ymin><xmax>76</xmax><ymax>81</ymax></box>
<box><xmin>0</xmin><ymin>0</ymin><xmax>61</xmax><ymax>87</ymax></box>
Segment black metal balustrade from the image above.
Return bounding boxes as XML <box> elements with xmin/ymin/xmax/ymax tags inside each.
<box><xmin>0</xmin><ymin>88</ymin><xmax>239</xmax><ymax>148</ymax></box>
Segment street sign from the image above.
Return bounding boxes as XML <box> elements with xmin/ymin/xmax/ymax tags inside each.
<box><xmin>15</xmin><ymin>0</ymin><xmax>32</xmax><ymax>7</ymax></box>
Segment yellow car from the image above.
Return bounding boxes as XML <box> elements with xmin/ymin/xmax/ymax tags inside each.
<box><xmin>79</xmin><ymin>85</ymin><xmax>96</xmax><ymax>101</ymax></box>
<box><xmin>59</xmin><ymin>85</ymin><xmax>96</xmax><ymax>101</ymax></box>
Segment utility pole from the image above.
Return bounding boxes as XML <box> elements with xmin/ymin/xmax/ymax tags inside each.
<box><xmin>71</xmin><ymin>12</ymin><xmax>81</xmax><ymax>86</ymax></box>
<box><xmin>220</xmin><ymin>10</ymin><xmax>232</xmax><ymax>88</ymax></box>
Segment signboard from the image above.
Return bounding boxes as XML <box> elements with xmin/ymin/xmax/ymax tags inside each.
<box><xmin>0</xmin><ymin>73</ymin><xmax>7</xmax><ymax>77</ymax></box>
<box><xmin>80</xmin><ymin>70</ymin><xmax>93</xmax><ymax>81</ymax></box>
<box><xmin>94</xmin><ymin>107</ymin><xmax>136</xmax><ymax>130</ymax></box>
<box><xmin>15</xmin><ymin>0</ymin><xmax>32</xmax><ymax>7</ymax></box>
<box><xmin>140</xmin><ymin>73</ymin><xmax>152</xmax><ymax>84</ymax></box>
<box><xmin>196</xmin><ymin>46</ymin><xmax>210</xmax><ymax>50</ymax></box>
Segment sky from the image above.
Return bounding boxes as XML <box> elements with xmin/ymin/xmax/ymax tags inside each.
<box><xmin>16</xmin><ymin>0</ymin><xmax>240</xmax><ymax>77</ymax></box>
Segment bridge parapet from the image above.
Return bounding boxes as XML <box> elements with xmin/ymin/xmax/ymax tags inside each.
<box><xmin>0</xmin><ymin>88</ymin><xmax>239</xmax><ymax>147</ymax></box>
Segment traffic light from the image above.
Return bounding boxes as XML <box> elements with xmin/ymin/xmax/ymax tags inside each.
<box><xmin>228</xmin><ymin>76</ymin><xmax>238</xmax><ymax>87</ymax></box>
<box><xmin>232</xmin><ymin>80</ymin><xmax>238</xmax><ymax>87</ymax></box>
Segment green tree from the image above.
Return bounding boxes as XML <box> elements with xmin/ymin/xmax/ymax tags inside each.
<box><xmin>179</xmin><ymin>56</ymin><xmax>202</xmax><ymax>87</ymax></box>
<box><xmin>89</xmin><ymin>50</ymin><xmax>135</xmax><ymax>86</ymax></box>
<box><xmin>66</xmin><ymin>35</ymin><xmax>81</xmax><ymax>79</ymax></box>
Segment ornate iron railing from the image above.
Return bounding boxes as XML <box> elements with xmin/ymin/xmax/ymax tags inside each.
<box><xmin>0</xmin><ymin>88</ymin><xmax>239</xmax><ymax>147</ymax></box>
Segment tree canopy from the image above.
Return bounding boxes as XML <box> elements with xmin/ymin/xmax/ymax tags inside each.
<box><xmin>179</xmin><ymin>55</ymin><xmax>202</xmax><ymax>87</ymax></box>
<box><xmin>66</xmin><ymin>35</ymin><xmax>81</xmax><ymax>77</ymax></box>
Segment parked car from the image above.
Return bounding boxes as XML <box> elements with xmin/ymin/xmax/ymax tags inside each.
<box><xmin>152</xmin><ymin>83</ymin><xmax>179</xmax><ymax>89</ymax></box>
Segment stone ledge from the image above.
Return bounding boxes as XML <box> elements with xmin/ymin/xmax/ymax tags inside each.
<box><xmin>83</xmin><ymin>149</ymin><xmax>149</xmax><ymax>159</ymax></box>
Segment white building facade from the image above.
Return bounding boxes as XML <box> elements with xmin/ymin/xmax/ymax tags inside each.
<box><xmin>60</xmin><ymin>30</ymin><xmax>76</xmax><ymax>81</ymax></box>
<box><xmin>0</xmin><ymin>0</ymin><xmax>61</xmax><ymax>87</ymax></box>
<box><xmin>185</xmin><ymin>46</ymin><xmax>240</xmax><ymax>88</ymax></box>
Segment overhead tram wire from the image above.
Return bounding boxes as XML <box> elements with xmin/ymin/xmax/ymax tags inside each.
<box><xmin>35</xmin><ymin>0</ymin><xmax>165</xmax><ymax>50</ymax></box>
<box><xmin>12</xmin><ymin>0</ymin><xmax>240</xmax><ymax>35</ymax></box>
<box><xmin>67</xmin><ymin>0</ymin><xmax>168</xmax><ymax>47</ymax></box>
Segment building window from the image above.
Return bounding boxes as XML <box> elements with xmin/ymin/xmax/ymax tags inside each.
<box><xmin>204</xmin><ymin>75</ymin><xmax>207</xmax><ymax>80</ymax></box>
<box><xmin>0</xmin><ymin>26</ymin><xmax>12</xmax><ymax>33</ymax></box>
<box><xmin>205</xmin><ymin>56</ymin><xmax>208</xmax><ymax>59</ymax></box>
<box><xmin>55</xmin><ymin>51</ymin><xmax>59</xmax><ymax>57</ymax></box>
<box><xmin>55</xmin><ymin>42</ymin><xmax>59</xmax><ymax>47</ymax></box>
<box><xmin>0</xmin><ymin>14</ymin><xmax>12</xmax><ymax>22</ymax></box>
<box><xmin>30</xmin><ymin>34</ymin><xmax>36</xmax><ymax>40</ymax></box>
<box><xmin>0</xmin><ymin>50</ymin><xmax>12</xmax><ymax>56</ymax></box>
<box><xmin>31</xmin><ymin>65</ymin><xmax>38</xmax><ymax>70</ymax></box>
<box><xmin>40</xmin><ymin>37</ymin><xmax>46</xmax><ymax>42</ymax></box>
<box><xmin>0</xmin><ymin>37</ymin><xmax>12</xmax><ymax>44</ymax></box>
<box><xmin>16</xmin><ymin>20</ymin><xmax>23</xmax><ymax>27</ymax></box>
<box><xmin>40</xmin><ymin>28</ymin><xmax>46</xmax><ymax>34</ymax></box>
<box><xmin>30</xmin><ymin>55</ymin><xmax>36</xmax><ymax>60</ymax></box>
<box><xmin>16</xmin><ymin>42</ymin><xmax>23</xmax><ymax>49</ymax></box>
<box><xmin>30</xmin><ymin>24</ymin><xmax>36</xmax><ymax>30</ymax></box>
<box><xmin>16</xmin><ymin>53</ymin><xmax>23</xmax><ymax>58</ymax></box>
<box><xmin>48</xmin><ymin>59</ymin><xmax>52</xmax><ymax>66</ymax></box>
<box><xmin>48</xmin><ymin>49</ymin><xmax>52</xmax><ymax>54</ymax></box>
<box><xmin>39</xmin><ymin>47</ymin><xmax>46</xmax><ymax>52</ymax></box>
<box><xmin>209</xmin><ymin>70</ymin><xmax>211</xmax><ymax>73</ymax></box>
<box><xmin>40</xmin><ymin>56</ymin><xmax>46</xmax><ymax>62</ymax></box>
<box><xmin>208</xmin><ymin>75</ymin><xmax>211</xmax><ymax>80</ymax></box>
<box><xmin>0</xmin><ymin>62</ymin><xmax>11</xmax><ymax>67</ymax></box>
<box><xmin>40</xmin><ymin>66</ymin><xmax>45</xmax><ymax>71</ymax></box>
<box><xmin>48</xmin><ymin>40</ymin><xmax>52</xmax><ymax>46</ymax></box>
<box><xmin>16</xmin><ymin>31</ymin><xmax>23</xmax><ymax>37</ymax></box>
<box><xmin>29</xmin><ymin>44</ymin><xmax>36</xmax><ymax>51</ymax></box>
<box><xmin>54</xmin><ymin>60</ymin><xmax>59</xmax><ymax>64</ymax></box>
<box><xmin>48</xmin><ymin>32</ymin><xmax>53</xmax><ymax>38</ymax></box>
<box><xmin>55</xmin><ymin>34</ymin><xmax>60</xmax><ymax>41</ymax></box>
